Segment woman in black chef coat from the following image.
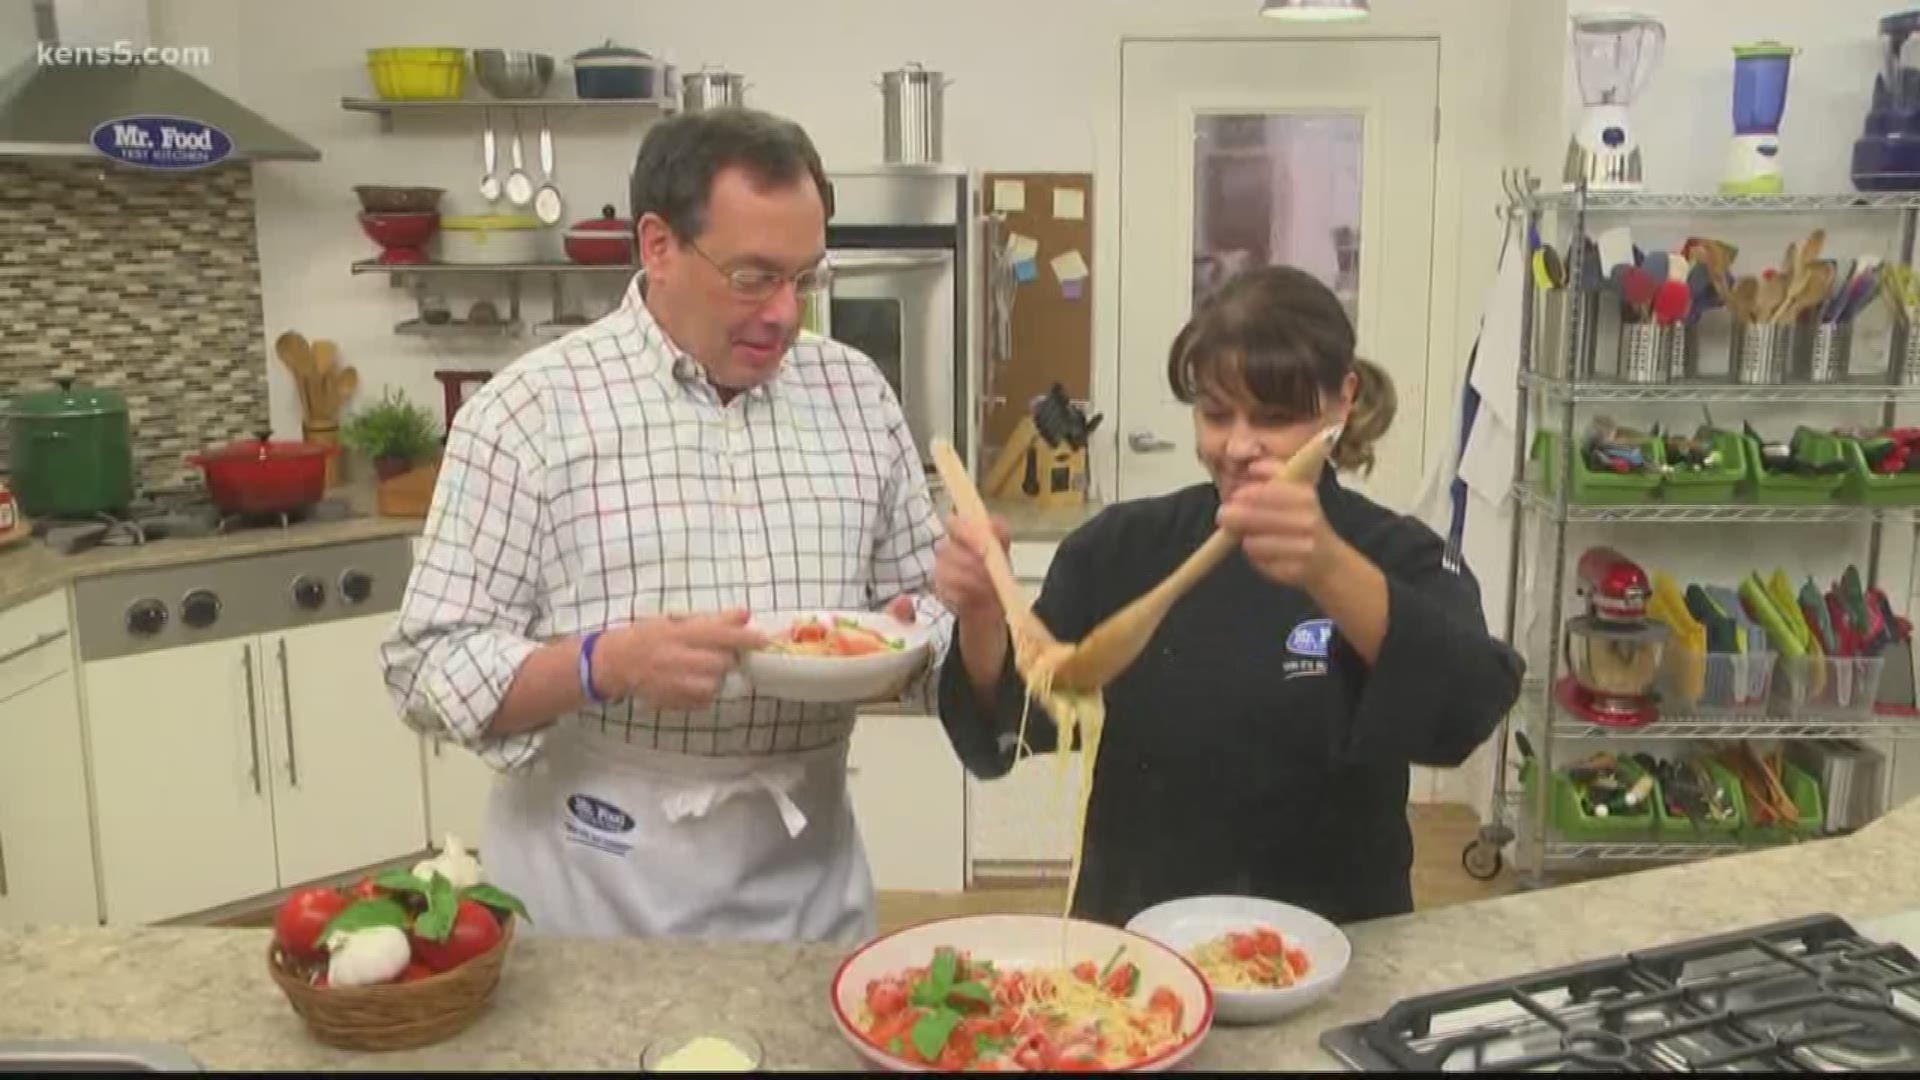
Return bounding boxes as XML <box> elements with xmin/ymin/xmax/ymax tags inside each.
<box><xmin>932</xmin><ymin>265</ymin><xmax>1524</xmax><ymax>928</ymax></box>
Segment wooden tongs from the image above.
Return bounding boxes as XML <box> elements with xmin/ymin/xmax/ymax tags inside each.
<box><xmin>931</xmin><ymin>423</ymin><xmax>1342</xmax><ymax>693</ymax></box>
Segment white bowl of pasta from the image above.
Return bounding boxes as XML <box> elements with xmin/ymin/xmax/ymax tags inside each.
<box><xmin>829</xmin><ymin>914</ymin><xmax>1215</xmax><ymax>1072</ymax></box>
<box><xmin>740</xmin><ymin>610</ymin><xmax>932</xmax><ymax>703</ymax></box>
<box><xmin>1125</xmin><ymin>896</ymin><xmax>1350</xmax><ymax>1025</ymax></box>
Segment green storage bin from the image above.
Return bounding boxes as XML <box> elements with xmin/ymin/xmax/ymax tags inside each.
<box><xmin>1742</xmin><ymin>760</ymin><xmax>1826</xmax><ymax>843</ymax></box>
<box><xmin>1532</xmin><ymin>430</ymin><xmax>1663</xmax><ymax>506</ymax></box>
<box><xmin>1745</xmin><ymin>432</ymin><xmax>1846</xmax><ymax>505</ymax></box>
<box><xmin>1661</xmin><ymin>429</ymin><xmax>1748</xmax><ymax>504</ymax></box>
<box><xmin>1520</xmin><ymin>756</ymin><xmax>1661</xmax><ymax>842</ymax></box>
<box><xmin>1655</xmin><ymin>757</ymin><xmax>1747</xmax><ymax>839</ymax></box>
<box><xmin>1840</xmin><ymin>437</ymin><xmax>1920</xmax><ymax>506</ymax></box>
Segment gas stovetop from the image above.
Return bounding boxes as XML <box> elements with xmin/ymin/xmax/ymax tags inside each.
<box><xmin>32</xmin><ymin>489</ymin><xmax>361</xmax><ymax>554</ymax></box>
<box><xmin>1321</xmin><ymin>914</ymin><xmax>1920</xmax><ymax>1071</ymax></box>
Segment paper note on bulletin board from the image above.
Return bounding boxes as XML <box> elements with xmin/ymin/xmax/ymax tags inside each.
<box><xmin>981</xmin><ymin>171</ymin><xmax>1094</xmax><ymax>458</ymax></box>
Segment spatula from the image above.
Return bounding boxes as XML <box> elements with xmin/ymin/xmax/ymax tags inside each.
<box><xmin>274</xmin><ymin>331</ymin><xmax>315</xmax><ymax>420</ymax></box>
<box><xmin>1041</xmin><ymin>422</ymin><xmax>1344</xmax><ymax>693</ymax></box>
<box><xmin>929</xmin><ymin>440</ymin><xmax>1067</xmax><ymax>672</ymax></box>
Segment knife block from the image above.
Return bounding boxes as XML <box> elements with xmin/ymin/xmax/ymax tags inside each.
<box><xmin>1034</xmin><ymin>443</ymin><xmax>1087</xmax><ymax>508</ymax></box>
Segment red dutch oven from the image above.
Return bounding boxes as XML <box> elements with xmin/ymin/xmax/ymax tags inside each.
<box><xmin>187</xmin><ymin>430</ymin><xmax>337</xmax><ymax>515</ymax></box>
<box><xmin>564</xmin><ymin>204</ymin><xmax>635</xmax><ymax>265</ymax></box>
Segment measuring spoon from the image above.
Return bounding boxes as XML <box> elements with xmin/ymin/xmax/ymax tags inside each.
<box><xmin>504</xmin><ymin>112</ymin><xmax>534</xmax><ymax>208</ymax></box>
<box><xmin>478</xmin><ymin>109</ymin><xmax>501</xmax><ymax>203</ymax></box>
<box><xmin>533</xmin><ymin>109</ymin><xmax>564</xmax><ymax>226</ymax></box>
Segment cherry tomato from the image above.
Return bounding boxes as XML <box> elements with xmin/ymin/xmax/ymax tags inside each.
<box><xmin>1285</xmin><ymin>946</ymin><xmax>1313</xmax><ymax>979</ymax></box>
<box><xmin>1072</xmin><ymin>961</ymin><xmax>1099</xmax><ymax>984</ymax></box>
<box><xmin>409</xmin><ymin>899</ymin><xmax>503</xmax><ymax>973</ymax></box>
<box><xmin>1229</xmin><ymin>932</ymin><xmax>1259</xmax><ymax>961</ymax></box>
<box><xmin>1254</xmin><ymin>927</ymin><xmax>1285</xmax><ymax>957</ymax></box>
<box><xmin>348</xmin><ymin>877</ymin><xmax>385</xmax><ymax>902</ymax></box>
<box><xmin>793</xmin><ymin>621</ymin><xmax>828</xmax><ymax>643</ymax></box>
<box><xmin>399</xmin><ymin>962</ymin><xmax>436</xmax><ymax>983</ymax></box>
<box><xmin>273</xmin><ymin>886</ymin><xmax>349</xmax><ymax>964</ymax></box>
<box><xmin>1011</xmin><ymin>1031</ymin><xmax>1057</xmax><ymax>1072</ymax></box>
<box><xmin>1102</xmin><ymin>961</ymin><xmax>1140</xmax><ymax>998</ymax></box>
<box><xmin>865</xmin><ymin>979</ymin><xmax>909</xmax><ymax>1019</ymax></box>
<box><xmin>1148</xmin><ymin>986</ymin><xmax>1185</xmax><ymax>1030</ymax></box>
<box><xmin>865</xmin><ymin>1007</ymin><xmax>922</xmax><ymax>1056</ymax></box>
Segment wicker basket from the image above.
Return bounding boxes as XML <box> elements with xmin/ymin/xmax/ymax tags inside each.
<box><xmin>266</xmin><ymin>917</ymin><xmax>515</xmax><ymax>1051</ymax></box>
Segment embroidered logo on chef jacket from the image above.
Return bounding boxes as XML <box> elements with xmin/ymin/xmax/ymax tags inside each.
<box><xmin>563</xmin><ymin>793</ymin><xmax>637</xmax><ymax>857</ymax></box>
<box><xmin>1283</xmin><ymin>618</ymin><xmax>1333</xmax><ymax>680</ymax></box>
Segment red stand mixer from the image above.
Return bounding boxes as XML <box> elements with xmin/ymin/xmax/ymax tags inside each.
<box><xmin>1558</xmin><ymin>546</ymin><xmax>1668</xmax><ymax>727</ymax></box>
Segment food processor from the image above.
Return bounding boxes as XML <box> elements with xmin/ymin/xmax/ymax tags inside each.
<box><xmin>1559</xmin><ymin>546</ymin><xmax>1667</xmax><ymax>727</ymax></box>
<box><xmin>1853</xmin><ymin>9</ymin><xmax>1920</xmax><ymax>191</ymax></box>
<box><xmin>1723</xmin><ymin>42</ymin><xmax>1796</xmax><ymax>195</ymax></box>
<box><xmin>1565</xmin><ymin>11</ymin><xmax>1666</xmax><ymax>192</ymax></box>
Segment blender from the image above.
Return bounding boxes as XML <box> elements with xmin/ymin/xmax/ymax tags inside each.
<box><xmin>1853</xmin><ymin>9</ymin><xmax>1920</xmax><ymax>191</ymax></box>
<box><xmin>1722</xmin><ymin>42</ymin><xmax>1796</xmax><ymax>195</ymax></box>
<box><xmin>1565</xmin><ymin>11</ymin><xmax>1666</xmax><ymax>192</ymax></box>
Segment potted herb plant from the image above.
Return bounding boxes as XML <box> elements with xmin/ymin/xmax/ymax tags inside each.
<box><xmin>341</xmin><ymin>388</ymin><xmax>440</xmax><ymax>482</ymax></box>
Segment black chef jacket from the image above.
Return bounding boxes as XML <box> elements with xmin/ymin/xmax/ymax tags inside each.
<box><xmin>938</xmin><ymin>468</ymin><xmax>1525</xmax><ymax>929</ymax></box>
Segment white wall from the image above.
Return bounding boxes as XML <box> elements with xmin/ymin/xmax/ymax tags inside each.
<box><xmin>140</xmin><ymin>0</ymin><xmax>1528</xmax><ymax>516</ymax></box>
<box><xmin>0</xmin><ymin>0</ymin><xmax>40</xmax><ymax>68</ymax></box>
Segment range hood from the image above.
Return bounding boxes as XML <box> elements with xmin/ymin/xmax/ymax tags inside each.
<box><xmin>0</xmin><ymin>0</ymin><xmax>319</xmax><ymax>164</ymax></box>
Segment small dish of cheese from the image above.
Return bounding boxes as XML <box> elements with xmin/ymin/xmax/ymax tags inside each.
<box><xmin>640</xmin><ymin>1027</ymin><xmax>763</xmax><ymax>1073</ymax></box>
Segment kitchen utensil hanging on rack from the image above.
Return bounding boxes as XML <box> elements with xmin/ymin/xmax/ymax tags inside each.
<box><xmin>532</xmin><ymin>109</ymin><xmax>564</xmax><ymax>226</ymax></box>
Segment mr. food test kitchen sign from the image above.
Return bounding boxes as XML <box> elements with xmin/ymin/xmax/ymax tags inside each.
<box><xmin>89</xmin><ymin>115</ymin><xmax>233</xmax><ymax>170</ymax></box>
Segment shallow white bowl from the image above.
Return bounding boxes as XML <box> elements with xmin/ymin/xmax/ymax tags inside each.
<box><xmin>829</xmin><ymin>913</ymin><xmax>1216</xmax><ymax>1072</ymax></box>
<box><xmin>1125</xmin><ymin>896</ymin><xmax>1351</xmax><ymax>1025</ymax></box>
<box><xmin>739</xmin><ymin>609</ymin><xmax>931</xmax><ymax>703</ymax></box>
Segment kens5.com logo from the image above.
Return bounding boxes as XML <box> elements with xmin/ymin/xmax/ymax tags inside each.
<box><xmin>38</xmin><ymin>41</ymin><xmax>213</xmax><ymax>67</ymax></box>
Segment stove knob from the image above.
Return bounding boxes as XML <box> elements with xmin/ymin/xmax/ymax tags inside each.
<box><xmin>126</xmin><ymin>599</ymin><xmax>168</xmax><ymax>636</ymax></box>
<box><xmin>181</xmin><ymin>589</ymin><xmax>221</xmax><ymax>629</ymax></box>
<box><xmin>339</xmin><ymin>570</ymin><xmax>373</xmax><ymax>604</ymax></box>
<box><xmin>291</xmin><ymin>575</ymin><xmax>326</xmax><ymax>611</ymax></box>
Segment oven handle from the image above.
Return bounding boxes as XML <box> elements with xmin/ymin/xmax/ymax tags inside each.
<box><xmin>827</xmin><ymin>251</ymin><xmax>950</xmax><ymax>277</ymax></box>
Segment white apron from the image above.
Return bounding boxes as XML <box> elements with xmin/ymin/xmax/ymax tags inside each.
<box><xmin>481</xmin><ymin>727</ymin><xmax>876</xmax><ymax>944</ymax></box>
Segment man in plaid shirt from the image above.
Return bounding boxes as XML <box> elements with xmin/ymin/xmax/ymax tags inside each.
<box><xmin>381</xmin><ymin>107</ymin><xmax>952</xmax><ymax>943</ymax></box>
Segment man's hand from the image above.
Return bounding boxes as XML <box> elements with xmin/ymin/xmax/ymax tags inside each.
<box><xmin>591</xmin><ymin>609</ymin><xmax>769</xmax><ymax>710</ymax></box>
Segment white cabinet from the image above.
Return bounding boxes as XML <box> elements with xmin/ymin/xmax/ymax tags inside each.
<box><xmin>0</xmin><ymin>591</ymin><xmax>99</xmax><ymax>929</ymax></box>
<box><xmin>86</xmin><ymin>637</ymin><xmax>281</xmax><ymax>924</ymax></box>
<box><xmin>85</xmin><ymin>614</ymin><xmax>427</xmax><ymax>924</ymax></box>
<box><xmin>268</xmin><ymin>615</ymin><xmax>430</xmax><ymax>885</ymax></box>
<box><xmin>424</xmin><ymin>736</ymin><xmax>497</xmax><ymax>849</ymax></box>
<box><xmin>849</xmin><ymin>713</ymin><xmax>965</xmax><ymax>892</ymax></box>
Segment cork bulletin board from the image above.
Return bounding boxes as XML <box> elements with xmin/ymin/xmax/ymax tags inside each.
<box><xmin>979</xmin><ymin>172</ymin><xmax>1094</xmax><ymax>457</ymax></box>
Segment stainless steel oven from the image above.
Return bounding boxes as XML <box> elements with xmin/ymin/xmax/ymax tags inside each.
<box><xmin>818</xmin><ymin>169</ymin><xmax>972</xmax><ymax>469</ymax></box>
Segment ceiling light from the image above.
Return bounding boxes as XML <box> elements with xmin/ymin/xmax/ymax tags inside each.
<box><xmin>1260</xmin><ymin>0</ymin><xmax>1372</xmax><ymax>22</ymax></box>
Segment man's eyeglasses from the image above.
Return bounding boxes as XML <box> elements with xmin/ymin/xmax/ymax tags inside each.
<box><xmin>684</xmin><ymin>237</ymin><xmax>832</xmax><ymax>302</ymax></box>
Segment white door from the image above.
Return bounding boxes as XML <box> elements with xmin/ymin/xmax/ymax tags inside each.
<box><xmin>0</xmin><ymin>668</ymin><xmax>100</xmax><ymax>929</ymax></box>
<box><xmin>266</xmin><ymin>617</ymin><xmax>429</xmax><ymax>886</ymax></box>
<box><xmin>1117</xmin><ymin>38</ymin><xmax>1441</xmax><ymax>509</ymax></box>
<box><xmin>85</xmin><ymin>639</ymin><xmax>280</xmax><ymax>924</ymax></box>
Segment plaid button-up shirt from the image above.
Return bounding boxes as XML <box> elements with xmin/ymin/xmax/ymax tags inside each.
<box><xmin>381</xmin><ymin>275</ymin><xmax>952</xmax><ymax>771</ymax></box>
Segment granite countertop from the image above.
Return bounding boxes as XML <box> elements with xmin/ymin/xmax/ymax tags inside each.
<box><xmin>4</xmin><ymin>797</ymin><xmax>1919</xmax><ymax>1071</ymax></box>
<box><xmin>0</xmin><ymin>515</ymin><xmax>423</xmax><ymax>611</ymax></box>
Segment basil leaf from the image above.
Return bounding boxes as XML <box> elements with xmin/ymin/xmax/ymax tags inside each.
<box><xmin>911</xmin><ymin>1007</ymin><xmax>962</xmax><ymax>1063</ymax></box>
<box><xmin>412</xmin><ymin>872</ymin><xmax>459</xmax><ymax>942</ymax></box>
<box><xmin>930</xmin><ymin>947</ymin><xmax>958</xmax><ymax>990</ymax></box>
<box><xmin>317</xmin><ymin>897</ymin><xmax>407</xmax><ymax>944</ymax></box>
<box><xmin>1098</xmin><ymin>944</ymin><xmax>1127</xmax><ymax>980</ymax></box>
<box><xmin>949</xmin><ymin>981</ymin><xmax>995</xmax><ymax>1005</ymax></box>
<box><xmin>461</xmin><ymin>883</ymin><xmax>532</xmax><ymax>924</ymax></box>
<box><xmin>373</xmin><ymin>869</ymin><xmax>429</xmax><ymax>894</ymax></box>
<box><xmin>888</xmin><ymin>1037</ymin><xmax>905</xmax><ymax>1056</ymax></box>
<box><xmin>909</xmin><ymin>979</ymin><xmax>945</xmax><ymax>1009</ymax></box>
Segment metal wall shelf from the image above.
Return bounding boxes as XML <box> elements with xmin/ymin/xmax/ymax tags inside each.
<box><xmin>1520</xmin><ymin>370</ymin><xmax>1920</xmax><ymax>405</ymax></box>
<box><xmin>1519</xmin><ymin>190</ymin><xmax>1920</xmax><ymax>213</ymax></box>
<box><xmin>394</xmin><ymin>318</ymin><xmax>524</xmax><ymax>338</ymax></box>
<box><xmin>1543</xmin><ymin>838</ymin><xmax>1754</xmax><ymax>862</ymax></box>
<box><xmin>342</xmin><ymin>95</ymin><xmax>673</xmax><ymax>131</ymax></box>
<box><xmin>352</xmin><ymin>260</ymin><xmax>635</xmax><ymax>277</ymax></box>
<box><xmin>1551</xmin><ymin>715</ymin><xmax>1920</xmax><ymax>740</ymax></box>
<box><xmin>1511</xmin><ymin>483</ymin><xmax>1918</xmax><ymax>524</ymax></box>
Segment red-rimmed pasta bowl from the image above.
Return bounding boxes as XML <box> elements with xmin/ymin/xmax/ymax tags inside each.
<box><xmin>830</xmin><ymin>913</ymin><xmax>1216</xmax><ymax>1072</ymax></box>
<box><xmin>741</xmin><ymin>609</ymin><xmax>932</xmax><ymax>703</ymax></box>
<box><xmin>1126</xmin><ymin>896</ymin><xmax>1351</xmax><ymax>1025</ymax></box>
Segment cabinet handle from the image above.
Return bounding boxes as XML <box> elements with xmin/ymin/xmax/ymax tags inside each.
<box><xmin>0</xmin><ymin>627</ymin><xmax>67</xmax><ymax>667</ymax></box>
<box><xmin>0</xmin><ymin>827</ymin><xmax>9</xmax><ymax>897</ymax></box>
<box><xmin>242</xmin><ymin>645</ymin><xmax>262</xmax><ymax>796</ymax></box>
<box><xmin>277</xmin><ymin>638</ymin><xmax>298</xmax><ymax>788</ymax></box>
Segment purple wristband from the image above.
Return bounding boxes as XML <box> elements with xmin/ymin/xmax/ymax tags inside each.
<box><xmin>579</xmin><ymin>630</ymin><xmax>609</xmax><ymax>705</ymax></box>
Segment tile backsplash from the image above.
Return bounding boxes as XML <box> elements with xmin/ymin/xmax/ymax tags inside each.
<box><xmin>0</xmin><ymin>159</ymin><xmax>267</xmax><ymax>493</ymax></box>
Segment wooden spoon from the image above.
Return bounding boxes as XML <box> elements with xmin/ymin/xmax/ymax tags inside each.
<box><xmin>929</xmin><ymin>440</ymin><xmax>1066</xmax><ymax>671</ymax></box>
<box><xmin>274</xmin><ymin>331</ymin><xmax>314</xmax><ymax>420</ymax></box>
<box><xmin>310</xmin><ymin>340</ymin><xmax>343</xmax><ymax>422</ymax></box>
<box><xmin>1043</xmin><ymin>422</ymin><xmax>1344</xmax><ymax>693</ymax></box>
<box><xmin>1730</xmin><ymin>276</ymin><xmax>1760</xmax><ymax>324</ymax></box>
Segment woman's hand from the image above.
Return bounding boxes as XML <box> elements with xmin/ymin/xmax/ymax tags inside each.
<box><xmin>1217</xmin><ymin>458</ymin><xmax>1341</xmax><ymax>590</ymax></box>
<box><xmin>933</xmin><ymin>513</ymin><xmax>1012</xmax><ymax>627</ymax></box>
